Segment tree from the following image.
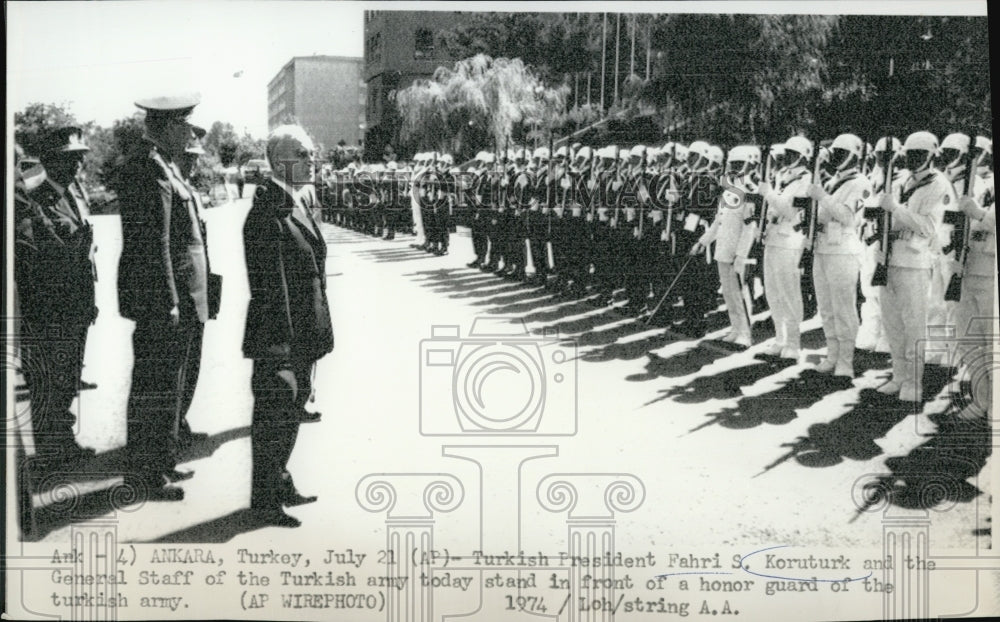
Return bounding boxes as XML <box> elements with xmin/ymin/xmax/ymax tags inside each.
<box><xmin>14</xmin><ymin>102</ymin><xmax>109</xmax><ymax>190</ymax></box>
<box><xmin>394</xmin><ymin>54</ymin><xmax>569</xmax><ymax>160</ymax></box>
<box><xmin>204</xmin><ymin>121</ymin><xmax>265</xmax><ymax>166</ymax></box>
<box><xmin>14</xmin><ymin>102</ymin><xmax>81</xmax><ymax>156</ymax></box>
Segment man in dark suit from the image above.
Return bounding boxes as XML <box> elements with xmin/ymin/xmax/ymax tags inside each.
<box><xmin>243</xmin><ymin>124</ymin><xmax>332</xmax><ymax>527</ymax></box>
<box><xmin>117</xmin><ymin>94</ymin><xmax>207</xmax><ymax>500</ymax></box>
<box><xmin>15</xmin><ymin>127</ymin><xmax>98</xmax><ymax>467</ymax></box>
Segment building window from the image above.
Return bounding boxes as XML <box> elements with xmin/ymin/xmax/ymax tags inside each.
<box><xmin>414</xmin><ymin>28</ymin><xmax>434</xmax><ymax>60</ymax></box>
<box><xmin>366</xmin><ymin>32</ymin><xmax>382</xmax><ymax>66</ymax></box>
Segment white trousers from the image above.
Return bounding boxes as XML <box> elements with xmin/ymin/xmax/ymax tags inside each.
<box><xmin>882</xmin><ymin>265</ymin><xmax>931</xmax><ymax>396</ymax></box>
<box><xmin>857</xmin><ymin>243</ymin><xmax>888</xmax><ymax>349</ymax></box>
<box><xmin>926</xmin><ymin>253</ymin><xmax>958</xmax><ymax>361</ymax></box>
<box><xmin>718</xmin><ymin>261</ymin><xmax>751</xmax><ymax>340</ymax></box>
<box><xmin>813</xmin><ymin>253</ymin><xmax>861</xmax><ymax>350</ymax></box>
<box><xmin>764</xmin><ymin>246</ymin><xmax>803</xmax><ymax>350</ymax></box>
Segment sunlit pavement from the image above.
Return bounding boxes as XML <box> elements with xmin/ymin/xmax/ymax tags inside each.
<box><xmin>23</xmin><ymin>195</ymin><xmax>990</xmax><ymax>553</ymax></box>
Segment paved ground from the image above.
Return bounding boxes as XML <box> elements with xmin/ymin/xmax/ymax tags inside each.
<box><xmin>17</xmin><ymin>194</ymin><xmax>991</xmax><ymax>555</ymax></box>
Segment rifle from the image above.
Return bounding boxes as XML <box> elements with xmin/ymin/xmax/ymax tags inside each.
<box><xmin>588</xmin><ymin>147</ymin><xmax>598</xmax><ymax>220</ymax></box>
<box><xmin>870</xmin><ymin>136</ymin><xmax>896</xmax><ymax>287</ymax></box>
<box><xmin>797</xmin><ymin>142</ymin><xmax>821</xmax><ymax>269</ymax></box>
<box><xmin>743</xmin><ymin>143</ymin><xmax>771</xmax><ymax>281</ymax></box>
<box><xmin>547</xmin><ymin>133</ymin><xmax>555</xmax><ymax>237</ymax></box>
<box><xmin>501</xmin><ymin>137</ymin><xmax>510</xmax><ymax>213</ymax></box>
<box><xmin>612</xmin><ymin>145</ymin><xmax>622</xmax><ymax>227</ymax></box>
<box><xmin>637</xmin><ymin>148</ymin><xmax>647</xmax><ymax>239</ymax></box>
<box><xmin>944</xmin><ymin>130</ymin><xmax>980</xmax><ymax>302</ymax></box>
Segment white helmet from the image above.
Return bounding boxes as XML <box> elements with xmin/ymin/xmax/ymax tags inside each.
<box><xmin>831</xmin><ymin>133</ymin><xmax>864</xmax><ymax>159</ymax></box>
<box><xmin>940</xmin><ymin>133</ymin><xmax>970</xmax><ymax>154</ymax></box>
<box><xmin>727</xmin><ymin>145</ymin><xmax>752</xmax><ymax>164</ymax></box>
<box><xmin>673</xmin><ymin>143</ymin><xmax>689</xmax><ymax>162</ymax></box>
<box><xmin>533</xmin><ymin>146</ymin><xmax>550</xmax><ymax>160</ymax></box>
<box><xmin>784</xmin><ymin>136</ymin><xmax>813</xmax><ymax>160</ymax></box>
<box><xmin>629</xmin><ymin>144</ymin><xmax>647</xmax><ymax>158</ymax></box>
<box><xmin>902</xmin><ymin>131</ymin><xmax>939</xmax><ymax>154</ymax></box>
<box><xmin>688</xmin><ymin>140</ymin><xmax>710</xmax><ymax>159</ymax></box>
<box><xmin>575</xmin><ymin>145</ymin><xmax>593</xmax><ymax>162</ymax></box>
<box><xmin>706</xmin><ymin>145</ymin><xmax>724</xmax><ymax>167</ymax></box>
<box><xmin>440</xmin><ymin>153</ymin><xmax>454</xmax><ymax>165</ymax></box>
<box><xmin>555</xmin><ymin>145</ymin><xmax>569</xmax><ymax>158</ymax></box>
<box><xmin>975</xmin><ymin>135</ymin><xmax>992</xmax><ymax>155</ymax></box>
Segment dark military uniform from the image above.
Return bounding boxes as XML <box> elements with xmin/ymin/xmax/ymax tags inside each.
<box><xmin>118</xmin><ymin>121</ymin><xmax>209</xmax><ymax>492</ymax></box>
<box><xmin>17</xmin><ymin>170</ymin><xmax>97</xmax><ymax>464</ymax></box>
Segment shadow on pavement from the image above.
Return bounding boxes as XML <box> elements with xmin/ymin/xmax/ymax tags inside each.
<box><xmin>756</xmin><ymin>363</ymin><xmax>959</xmax><ymax>478</ymax></box>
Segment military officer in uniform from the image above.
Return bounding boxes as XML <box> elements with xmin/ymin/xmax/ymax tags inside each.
<box><xmin>876</xmin><ymin>131</ymin><xmax>950</xmax><ymax>403</ymax></box>
<box><xmin>17</xmin><ymin>127</ymin><xmax>98</xmax><ymax>467</ymax></box>
<box><xmin>757</xmin><ymin>135</ymin><xmax>813</xmax><ymax>360</ymax></box>
<box><xmin>673</xmin><ymin>141</ymin><xmax>721</xmax><ymax>337</ymax></box>
<box><xmin>175</xmin><ymin>125</ymin><xmax>217</xmax><ymax>447</ymax></box>
<box><xmin>117</xmin><ymin>95</ymin><xmax>208</xmax><ymax>499</ymax></box>
<box><xmin>806</xmin><ymin>133</ymin><xmax>873</xmax><ymax>378</ymax></box>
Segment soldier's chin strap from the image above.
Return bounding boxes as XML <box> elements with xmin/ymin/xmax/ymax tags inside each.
<box><xmin>910</xmin><ymin>151</ymin><xmax>934</xmax><ymax>175</ymax></box>
<box><xmin>834</xmin><ymin>151</ymin><xmax>857</xmax><ymax>173</ymax></box>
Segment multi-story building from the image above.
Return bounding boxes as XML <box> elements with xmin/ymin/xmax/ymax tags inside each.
<box><xmin>363</xmin><ymin>10</ymin><xmax>474</xmax><ymax>158</ymax></box>
<box><xmin>267</xmin><ymin>55</ymin><xmax>366</xmax><ymax>152</ymax></box>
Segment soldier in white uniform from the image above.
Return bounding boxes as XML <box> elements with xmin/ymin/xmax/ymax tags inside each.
<box><xmin>954</xmin><ymin>190</ymin><xmax>995</xmax><ymax>420</ymax></box>
<box><xmin>858</xmin><ymin>137</ymin><xmax>908</xmax><ymax>353</ymax></box>
<box><xmin>806</xmin><ymin>133</ymin><xmax>874</xmax><ymax>378</ymax></box>
<box><xmin>758</xmin><ymin>135</ymin><xmax>814</xmax><ymax>360</ymax></box>
<box><xmin>876</xmin><ymin>131</ymin><xmax>951</xmax><ymax>403</ymax></box>
<box><xmin>696</xmin><ymin>145</ymin><xmax>759</xmax><ymax>347</ymax></box>
<box><xmin>926</xmin><ymin>132</ymin><xmax>973</xmax><ymax>362</ymax></box>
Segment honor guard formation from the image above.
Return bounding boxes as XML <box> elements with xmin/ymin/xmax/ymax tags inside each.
<box><xmin>320</xmin><ymin>129</ymin><xmax>994</xmax><ymax>410</ymax></box>
<box><xmin>12</xmin><ymin>82</ymin><xmax>996</xmax><ymax>528</ymax></box>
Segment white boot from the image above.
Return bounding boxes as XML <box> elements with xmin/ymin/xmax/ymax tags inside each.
<box><xmin>834</xmin><ymin>340</ymin><xmax>855</xmax><ymax>378</ymax></box>
<box><xmin>816</xmin><ymin>340</ymin><xmax>838</xmax><ymax>373</ymax></box>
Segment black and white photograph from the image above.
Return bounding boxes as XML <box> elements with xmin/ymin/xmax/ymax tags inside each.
<box><xmin>4</xmin><ymin>1</ymin><xmax>995</xmax><ymax>620</ymax></box>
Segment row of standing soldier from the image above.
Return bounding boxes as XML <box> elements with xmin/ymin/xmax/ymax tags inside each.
<box><xmin>327</xmin><ymin>131</ymin><xmax>993</xmax><ymax>413</ymax></box>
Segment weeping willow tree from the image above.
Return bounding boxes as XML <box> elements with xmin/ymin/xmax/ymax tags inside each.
<box><xmin>393</xmin><ymin>54</ymin><xmax>569</xmax><ymax>158</ymax></box>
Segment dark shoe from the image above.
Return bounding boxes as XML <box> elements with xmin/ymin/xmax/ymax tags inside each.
<box><xmin>80</xmin><ymin>380</ymin><xmax>98</xmax><ymax>390</ymax></box>
<box><xmin>483</xmin><ymin>262</ymin><xmax>499</xmax><ymax>272</ymax></box>
<box><xmin>164</xmin><ymin>468</ymin><xmax>195</xmax><ymax>483</ymax></box>
<box><xmin>467</xmin><ymin>260</ymin><xmax>481</xmax><ymax>268</ymax></box>
<box><xmin>252</xmin><ymin>507</ymin><xmax>301</xmax><ymax>528</ymax></box>
<box><xmin>294</xmin><ymin>409</ymin><xmax>322</xmax><ymax>423</ymax></box>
